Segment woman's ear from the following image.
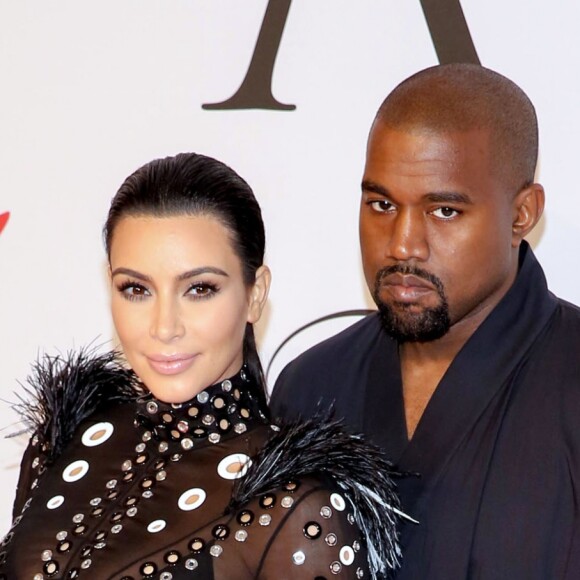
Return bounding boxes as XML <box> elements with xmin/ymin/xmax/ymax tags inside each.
<box><xmin>247</xmin><ymin>265</ymin><xmax>271</xmax><ymax>324</ymax></box>
<box><xmin>512</xmin><ymin>183</ymin><xmax>545</xmax><ymax>246</ymax></box>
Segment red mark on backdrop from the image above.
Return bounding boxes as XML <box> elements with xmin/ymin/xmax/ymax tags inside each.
<box><xmin>0</xmin><ymin>212</ymin><xmax>9</xmax><ymax>235</ymax></box>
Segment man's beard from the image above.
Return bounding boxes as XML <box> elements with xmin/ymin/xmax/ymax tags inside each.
<box><xmin>372</xmin><ymin>265</ymin><xmax>451</xmax><ymax>343</ymax></box>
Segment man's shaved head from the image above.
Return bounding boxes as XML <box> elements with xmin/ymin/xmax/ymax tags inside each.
<box><xmin>374</xmin><ymin>63</ymin><xmax>538</xmax><ymax>193</ymax></box>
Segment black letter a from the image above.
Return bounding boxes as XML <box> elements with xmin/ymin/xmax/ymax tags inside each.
<box><xmin>203</xmin><ymin>0</ymin><xmax>295</xmax><ymax>111</ymax></box>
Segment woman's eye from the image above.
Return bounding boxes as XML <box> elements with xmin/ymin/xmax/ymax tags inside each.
<box><xmin>187</xmin><ymin>283</ymin><xmax>217</xmax><ymax>299</ymax></box>
<box><xmin>432</xmin><ymin>207</ymin><xmax>460</xmax><ymax>219</ymax></box>
<box><xmin>118</xmin><ymin>283</ymin><xmax>150</xmax><ymax>301</ymax></box>
<box><xmin>369</xmin><ymin>200</ymin><xmax>395</xmax><ymax>213</ymax></box>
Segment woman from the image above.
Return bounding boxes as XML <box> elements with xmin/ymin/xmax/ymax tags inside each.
<box><xmin>1</xmin><ymin>153</ymin><xmax>402</xmax><ymax>579</ymax></box>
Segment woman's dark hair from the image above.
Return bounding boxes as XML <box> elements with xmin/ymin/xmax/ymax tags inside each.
<box><xmin>104</xmin><ymin>152</ymin><xmax>267</xmax><ymax>389</ymax></box>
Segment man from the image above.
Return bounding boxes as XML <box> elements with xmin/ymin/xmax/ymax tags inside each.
<box><xmin>270</xmin><ymin>63</ymin><xmax>580</xmax><ymax>578</ymax></box>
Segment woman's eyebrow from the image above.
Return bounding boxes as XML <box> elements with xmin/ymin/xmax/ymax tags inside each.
<box><xmin>177</xmin><ymin>267</ymin><xmax>229</xmax><ymax>281</ymax></box>
<box><xmin>111</xmin><ymin>267</ymin><xmax>151</xmax><ymax>281</ymax></box>
<box><xmin>111</xmin><ymin>266</ymin><xmax>229</xmax><ymax>281</ymax></box>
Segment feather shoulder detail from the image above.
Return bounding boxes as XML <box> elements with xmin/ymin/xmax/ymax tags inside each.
<box><xmin>13</xmin><ymin>347</ymin><xmax>140</xmax><ymax>463</ymax></box>
<box><xmin>231</xmin><ymin>415</ymin><xmax>409</xmax><ymax>579</ymax></box>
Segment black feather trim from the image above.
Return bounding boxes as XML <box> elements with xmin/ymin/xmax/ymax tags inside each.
<box><xmin>231</xmin><ymin>415</ymin><xmax>406</xmax><ymax>579</ymax></box>
<box><xmin>13</xmin><ymin>347</ymin><xmax>140</xmax><ymax>463</ymax></box>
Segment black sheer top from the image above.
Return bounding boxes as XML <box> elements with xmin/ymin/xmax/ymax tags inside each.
<box><xmin>0</xmin><ymin>360</ymin><xmax>393</xmax><ymax>579</ymax></box>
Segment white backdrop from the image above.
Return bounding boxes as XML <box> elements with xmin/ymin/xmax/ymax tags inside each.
<box><xmin>1</xmin><ymin>0</ymin><xmax>579</xmax><ymax>531</ymax></box>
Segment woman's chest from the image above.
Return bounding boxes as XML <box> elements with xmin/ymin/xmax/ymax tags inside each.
<box><xmin>2</xmin><ymin>404</ymin><xmax>267</xmax><ymax>579</ymax></box>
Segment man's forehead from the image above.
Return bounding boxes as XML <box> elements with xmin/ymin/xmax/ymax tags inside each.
<box><xmin>366</xmin><ymin>124</ymin><xmax>493</xmax><ymax>169</ymax></box>
<box><xmin>362</xmin><ymin>124</ymin><xmax>505</xmax><ymax>202</ymax></box>
<box><xmin>369</xmin><ymin>120</ymin><xmax>491</xmax><ymax>146</ymax></box>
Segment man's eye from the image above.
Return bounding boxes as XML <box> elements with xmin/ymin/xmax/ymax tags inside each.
<box><xmin>369</xmin><ymin>200</ymin><xmax>395</xmax><ymax>213</ymax></box>
<box><xmin>432</xmin><ymin>207</ymin><xmax>459</xmax><ymax>219</ymax></box>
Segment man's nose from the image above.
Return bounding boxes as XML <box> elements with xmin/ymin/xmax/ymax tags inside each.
<box><xmin>387</xmin><ymin>209</ymin><xmax>429</xmax><ymax>262</ymax></box>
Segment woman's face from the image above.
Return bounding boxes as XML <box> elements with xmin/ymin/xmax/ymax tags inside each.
<box><xmin>109</xmin><ymin>214</ymin><xmax>269</xmax><ymax>403</ymax></box>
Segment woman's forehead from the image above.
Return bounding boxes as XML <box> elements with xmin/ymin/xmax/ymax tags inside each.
<box><xmin>109</xmin><ymin>215</ymin><xmax>240</xmax><ymax>273</ymax></box>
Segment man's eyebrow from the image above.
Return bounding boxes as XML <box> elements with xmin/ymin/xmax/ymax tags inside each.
<box><xmin>361</xmin><ymin>181</ymin><xmax>473</xmax><ymax>205</ymax></box>
<box><xmin>361</xmin><ymin>180</ymin><xmax>390</xmax><ymax>197</ymax></box>
<box><xmin>111</xmin><ymin>266</ymin><xmax>229</xmax><ymax>281</ymax></box>
<box><xmin>425</xmin><ymin>192</ymin><xmax>473</xmax><ymax>205</ymax></box>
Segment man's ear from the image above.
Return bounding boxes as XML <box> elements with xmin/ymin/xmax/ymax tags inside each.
<box><xmin>247</xmin><ymin>265</ymin><xmax>271</xmax><ymax>324</ymax></box>
<box><xmin>512</xmin><ymin>183</ymin><xmax>545</xmax><ymax>246</ymax></box>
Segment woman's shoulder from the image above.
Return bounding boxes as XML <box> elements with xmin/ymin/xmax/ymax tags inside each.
<box><xmin>216</xmin><ymin>475</ymin><xmax>367</xmax><ymax>578</ymax></box>
<box><xmin>13</xmin><ymin>347</ymin><xmax>139</xmax><ymax>463</ymax></box>
<box><xmin>233</xmin><ymin>415</ymin><xmax>404</xmax><ymax>578</ymax></box>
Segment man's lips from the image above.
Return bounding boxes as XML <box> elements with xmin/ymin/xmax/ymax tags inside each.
<box><xmin>382</xmin><ymin>272</ymin><xmax>436</xmax><ymax>289</ymax></box>
<box><xmin>380</xmin><ymin>273</ymin><xmax>436</xmax><ymax>302</ymax></box>
<box><xmin>146</xmin><ymin>354</ymin><xmax>197</xmax><ymax>375</ymax></box>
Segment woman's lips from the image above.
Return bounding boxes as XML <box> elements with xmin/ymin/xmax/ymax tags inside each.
<box><xmin>146</xmin><ymin>354</ymin><xmax>197</xmax><ymax>375</ymax></box>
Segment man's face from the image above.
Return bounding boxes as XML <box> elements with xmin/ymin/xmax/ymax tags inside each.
<box><xmin>360</xmin><ymin>123</ymin><xmax>519</xmax><ymax>342</ymax></box>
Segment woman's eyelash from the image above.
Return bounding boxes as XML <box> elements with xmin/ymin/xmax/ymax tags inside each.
<box><xmin>117</xmin><ymin>280</ymin><xmax>143</xmax><ymax>291</ymax></box>
<box><xmin>115</xmin><ymin>280</ymin><xmax>220</xmax><ymax>301</ymax></box>
<box><xmin>186</xmin><ymin>282</ymin><xmax>220</xmax><ymax>299</ymax></box>
<box><xmin>116</xmin><ymin>280</ymin><xmax>150</xmax><ymax>301</ymax></box>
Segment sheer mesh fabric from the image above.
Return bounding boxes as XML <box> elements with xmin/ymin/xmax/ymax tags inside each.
<box><xmin>1</xmin><ymin>369</ymin><xmax>371</xmax><ymax>579</ymax></box>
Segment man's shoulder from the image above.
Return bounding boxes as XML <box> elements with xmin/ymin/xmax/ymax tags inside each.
<box><xmin>527</xmin><ymin>296</ymin><xmax>580</xmax><ymax>431</ymax></box>
<box><xmin>281</xmin><ymin>313</ymin><xmax>382</xmax><ymax>373</ymax></box>
<box><xmin>555</xmin><ymin>295</ymin><xmax>580</xmax><ymax>320</ymax></box>
<box><xmin>270</xmin><ymin>313</ymin><xmax>385</xmax><ymax>418</ymax></box>
<box><xmin>546</xmin><ymin>294</ymin><xmax>580</xmax><ymax>341</ymax></box>
<box><xmin>525</xmin><ymin>294</ymin><xmax>580</xmax><ymax>396</ymax></box>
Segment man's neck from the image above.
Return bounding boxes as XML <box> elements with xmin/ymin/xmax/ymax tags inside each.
<box><xmin>399</xmin><ymin>336</ymin><xmax>461</xmax><ymax>440</ymax></box>
<box><xmin>399</xmin><ymin>267</ymin><xmax>518</xmax><ymax>439</ymax></box>
<box><xmin>400</xmin><ymin>307</ymin><xmax>485</xmax><ymax>367</ymax></box>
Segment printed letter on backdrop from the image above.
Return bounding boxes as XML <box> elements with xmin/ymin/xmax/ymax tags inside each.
<box><xmin>420</xmin><ymin>0</ymin><xmax>480</xmax><ymax>64</ymax></box>
<box><xmin>203</xmin><ymin>0</ymin><xmax>295</xmax><ymax>111</ymax></box>
<box><xmin>203</xmin><ymin>0</ymin><xmax>479</xmax><ymax>110</ymax></box>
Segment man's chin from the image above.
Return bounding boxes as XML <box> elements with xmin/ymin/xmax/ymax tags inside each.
<box><xmin>376</xmin><ymin>303</ymin><xmax>451</xmax><ymax>343</ymax></box>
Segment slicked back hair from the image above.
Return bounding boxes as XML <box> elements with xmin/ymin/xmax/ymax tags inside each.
<box><xmin>374</xmin><ymin>63</ymin><xmax>538</xmax><ymax>194</ymax></box>
<box><xmin>104</xmin><ymin>153</ymin><xmax>267</xmax><ymax>391</ymax></box>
